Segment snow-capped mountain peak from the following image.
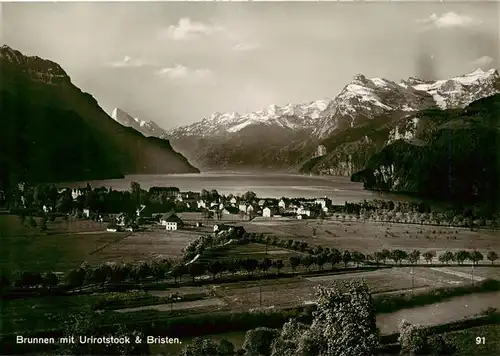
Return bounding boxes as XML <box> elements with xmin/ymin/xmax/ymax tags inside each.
<box><xmin>165</xmin><ymin>99</ymin><xmax>332</xmax><ymax>138</ymax></box>
<box><xmin>406</xmin><ymin>68</ymin><xmax>499</xmax><ymax>109</ymax></box>
<box><xmin>166</xmin><ymin>68</ymin><xmax>499</xmax><ymax>140</ymax></box>
<box><xmin>111</xmin><ymin>108</ymin><xmax>167</xmax><ymax>138</ymax></box>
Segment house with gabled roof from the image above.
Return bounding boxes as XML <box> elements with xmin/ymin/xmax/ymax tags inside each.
<box><xmin>160</xmin><ymin>213</ymin><xmax>184</xmax><ymax>230</ymax></box>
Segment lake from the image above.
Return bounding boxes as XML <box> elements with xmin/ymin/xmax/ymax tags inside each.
<box><xmin>58</xmin><ymin>172</ymin><xmax>419</xmax><ymax>205</ymax></box>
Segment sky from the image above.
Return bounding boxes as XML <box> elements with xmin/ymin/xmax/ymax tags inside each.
<box><xmin>2</xmin><ymin>2</ymin><xmax>499</xmax><ymax>129</ymax></box>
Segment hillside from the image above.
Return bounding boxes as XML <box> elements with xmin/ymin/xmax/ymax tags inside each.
<box><xmin>0</xmin><ymin>45</ymin><xmax>199</xmax><ymax>189</ymax></box>
<box><xmin>300</xmin><ymin>69</ymin><xmax>500</xmax><ymax>176</ymax></box>
<box><xmin>351</xmin><ymin>94</ymin><xmax>500</xmax><ymax>208</ymax></box>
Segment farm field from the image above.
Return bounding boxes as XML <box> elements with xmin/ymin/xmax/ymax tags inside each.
<box><xmin>210</xmin><ymin>267</ymin><xmax>441</xmax><ymax>310</ymax></box>
<box><xmin>197</xmin><ymin>242</ymin><xmax>304</xmax><ymax>266</ymax></box>
<box><xmin>242</xmin><ymin>219</ymin><xmax>499</xmax><ymax>262</ymax></box>
<box><xmin>88</xmin><ymin>227</ymin><xmax>202</xmax><ymax>263</ymax></box>
<box><xmin>1</xmin><ymin>287</ymin><xmax>212</xmax><ymax>335</ymax></box>
<box><xmin>445</xmin><ymin>266</ymin><xmax>500</xmax><ymax>281</ymax></box>
<box><xmin>0</xmin><ymin>215</ymin><xmax>124</xmax><ymax>272</ymax></box>
<box><xmin>306</xmin><ymin>268</ymin><xmax>430</xmax><ymax>294</ymax></box>
<box><xmin>114</xmin><ymin>298</ymin><xmax>226</xmax><ymax>313</ymax></box>
<box><xmin>0</xmin><ymin>214</ymin><xmax>107</xmax><ymax>236</ymax></box>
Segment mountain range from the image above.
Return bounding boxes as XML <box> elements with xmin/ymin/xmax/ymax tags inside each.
<box><xmin>123</xmin><ymin>68</ymin><xmax>498</xmax><ymax>172</ymax></box>
<box><xmin>0</xmin><ymin>45</ymin><xmax>199</xmax><ymax>190</ymax></box>
<box><xmin>351</xmin><ymin>93</ymin><xmax>500</xmax><ymax>209</ymax></box>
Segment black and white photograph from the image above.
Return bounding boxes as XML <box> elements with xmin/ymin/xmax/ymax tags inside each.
<box><xmin>1</xmin><ymin>1</ymin><xmax>500</xmax><ymax>355</ymax></box>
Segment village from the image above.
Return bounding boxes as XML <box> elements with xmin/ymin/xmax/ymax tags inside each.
<box><xmin>65</xmin><ymin>185</ymin><xmax>331</xmax><ymax>233</ymax></box>
<box><xmin>2</xmin><ymin>182</ymin><xmax>500</xmax><ymax>355</ymax></box>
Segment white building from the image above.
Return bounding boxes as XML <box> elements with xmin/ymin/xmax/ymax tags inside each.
<box><xmin>165</xmin><ymin>221</ymin><xmax>178</xmax><ymax>230</ymax></box>
<box><xmin>197</xmin><ymin>200</ymin><xmax>207</xmax><ymax>209</ymax></box>
<box><xmin>263</xmin><ymin>207</ymin><xmax>277</xmax><ymax>218</ymax></box>
<box><xmin>160</xmin><ymin>213</ymin><xmax>183</xmax><ymax>231</ymax></box>
<box><xmin>278</xmin><ymin>199</ymin><xmax>287</xmax><ymax>209</ymax></box>
<box><xmin>296</xmin><ymin>206</ymin><xmax>311</xmax><ymax>217</ymax></box>
<box><xmin>72</xmin><ymin>189</ymin><xmax>83</xmax><ymax>200</ymax></box>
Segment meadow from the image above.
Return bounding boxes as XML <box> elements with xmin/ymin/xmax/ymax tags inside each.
<box><xmin>0</xmin><ymin>215</ymin><xmax>203</xmax><ymax>272</ymax></box>
<box><xmin>242</xmin><ymin>219</ymin><xmax>499</xmax><ymax>262</ymax></box>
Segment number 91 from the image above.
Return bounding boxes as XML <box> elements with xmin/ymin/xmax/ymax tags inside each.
<box><xmin>476</xmin><ymin>337</ymin><xmax>485</xmax><ymax>345</ymax></box>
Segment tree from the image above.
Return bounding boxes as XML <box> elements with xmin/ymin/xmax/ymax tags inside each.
<box><xmin>438</xmin><ymin>251</ymin><xmax>455</xmax><ymax>264</ymax></box>
<box><xmin>470</xmin><ymin>250</ymin><xmax>484</xmax><ymax>265</ymax></box>
<box><xmin>243</xmin><ymin>259</ymin><xmax>259</xmax><ymax>276</ymax></box>
<box><xmin>40</xmin><ymin>216</ymin><xmax>48</xmax><ymax>232</ymax></box>
<box><xmin>408</xmin><ymin>250</ymin><xmax>421</xmax><ymax>265</ymax></box>
<box><xmin>273</xmin><ymin>259</ymin><xmax>284</xmax><ymax>275</ymax></box>
<box><xmin>59</xmin><ymin>310</ymin><xmax>144</xmax><ymax>355</ymax></box>
<box><xmin>390</xmin><ymin>250</ymin><xmax>407</xmax><ymax>265</ymax></box>
<box><xmin>351</xmin><ymin>251</ymin><xmax>366</xmax><ymax>267</ymax></box>
<box><xmin>219</xmin><ymin>338</ymin><xmax>235</xmax><ymax>356</ymax></box>
<box><xmin>342</xmin><ymin>250</ymin><xmax>352</xmax><ymax>268</ymax></box>
<box><xmin>289</xmin><ymin>256</ymin><xmax>300</xmax><ymax>274</ymax></box>
<box><xmin>301</xmin><ymin>255</ymin><xmax>313</xmax><ymax>272</ymax></box>
<box><xmin>422</xmin><ymin>251</ymin><xmax>436</xmax><ymax>264</ymax></box>
<box><xmin>398</xmin><ymin>320</ymin><xmax>455</xmax><ymax>356</ymax></box>
<box><xmin>242</xmin><ymin>191</ymin><xmax>257</xmax><ymax>202</ymax></box>
<box><xmin>487</xmin><ymin>251</ymin><xmax>499</xmax><ymax>264</ymax></box>
<box><xmin>208</xmin><ymin>261</ymin><xmax>223</xmax><ymax>280</ymax></box>
<box><xmin>259</xmin><ymin>258</ymin><xmax>273</xmax><ymax>275</ymax></box>
<box><xmin>42</xmin><ymin>272</ymin><xmax>59</xmax><ymax>289</ymax></box>
<box><xmin>242</xmin><ymin>327</ymin><xmax>279</xmax><ymax>356</ymax></box>
<box><xmin>270</xmin><ymin>280</ymin><xmax>379</xmax><ymax>356</ymax></box>
<box><xmin>373</xmin><ymin>251</ymin><xmax>384</xmax><ymax>266</ymax></box>
<box><xmin>380</xmin><ymin>249</ymin><xmax>391</xmax><ymax>264</ymax></box>
<box><xmin>66</xmin><ymin>268</ymin><xmax>86</xmax><ymax>288</ymax></box>
<box><xmin>315</xmin><ymin>253</ymin><xmax>328</xmax><ymax>270</ymax></box>
<box><xmin>398</xmin><ymin>319</ymin><xmax>428</xmax><ymax>356</ymax></box>
<box><xmin>329</xmin><ymin>248</ymin><xmax>342</xmax><ymax>268</ymax></box>
<box><xmin>188</xmin><ymin>262</ymin><xmax>205</xmax><ymax>282</ymax></box>
<box><xmin>180</xmin><ymin>337</ymin><xmax>228</xmax><ymax>356</ymax></box>
<box><xmin>130</xmin><ymin>181</ymin><xmax>141</xmax><ymax>206</ymax></box>
<box><xmin>172</xmin><ymin>265</ymin><xmax>186</xmax><ymax>283</ymax></box>
<box><xmin>454</xmin><ymin>250</ymin><xmax>470</xmax><ymax>265</ymax></box>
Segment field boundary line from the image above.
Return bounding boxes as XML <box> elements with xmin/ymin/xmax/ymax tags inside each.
<box><xmin>89</xmin><ymin>233</ymin><xmax>132</xmax><ymax>255</ymax></box>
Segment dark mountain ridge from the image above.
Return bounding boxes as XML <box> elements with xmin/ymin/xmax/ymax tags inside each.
<box><xmin>351</xmin><ymin>94</ymin><xmax>500</xmax><ymax>209</ymax></box>
<box><xmin>0</xmin><ymin>45</ymin><xmax>199</xmax><ymax>190</ymax></box>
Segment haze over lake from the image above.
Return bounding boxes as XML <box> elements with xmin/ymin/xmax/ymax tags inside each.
<box><xmin>59</xmin><ymin>173</ymin><xmax>420</xmax><ymax>205</ymax></box>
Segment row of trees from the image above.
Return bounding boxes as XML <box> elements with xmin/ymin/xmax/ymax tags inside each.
<box><xmin>342</xmin><ymin>199</ymin><xmax>500</xmax><ymax>228</ymax></box>
<box><xmin>247</xmin><ymin>232</ymin><xmax>499</xmax><ymax>266</ymax></box>
<box><xmin>3</xmin><ymin>247</ymin><xmax>498</xmax><ymax>291</ymax></box>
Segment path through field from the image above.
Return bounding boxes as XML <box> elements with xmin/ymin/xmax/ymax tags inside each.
<box><xmin>430</xmin><ymin>267</ymin><xmax>486</xmax><ymax>282</ymax></box>
<box><xmin>114</xmin><ymin>298</ymin><xmax>226</xmax><ymax>313</ymax></box>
